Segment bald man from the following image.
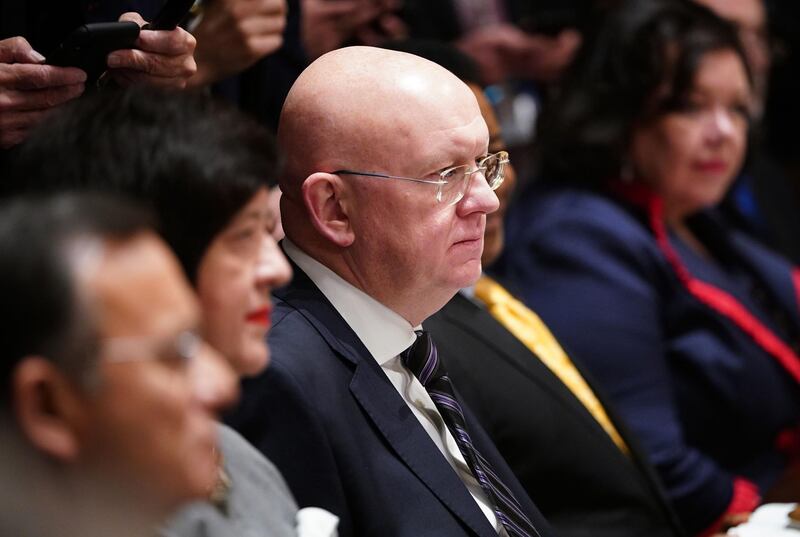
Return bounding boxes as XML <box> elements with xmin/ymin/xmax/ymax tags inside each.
<box><xmin>228</xmin><ymin>46</ymin><xmax>553</xmax><ymax>537</ymax></box>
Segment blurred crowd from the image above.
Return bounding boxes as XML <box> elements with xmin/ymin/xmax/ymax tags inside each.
<box><xmin>1</xmin><ymin>1</ymin><xmax>800</xmax><ymax>537</ymax></box>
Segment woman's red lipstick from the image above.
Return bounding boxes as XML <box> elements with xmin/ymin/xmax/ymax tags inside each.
<box><xmin>694</xmin><ymin>159</ymin><xmax>728</xmax><ymax>173</ymax></box>
<box><xmin>246</xmin><ymin>307</ymin><xmax>271</xmax><ymax>326</ymax></box>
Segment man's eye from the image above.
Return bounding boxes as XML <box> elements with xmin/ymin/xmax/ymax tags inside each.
<box><xmin>232</xmin><ymin>227</ymin><xmax>257</xmax><ymax>241</ymax></box>
<box><xmin>441</xmin><ymin>168</ymin><xmax>460</xmax><ymax>181</ymax></box>
<box><xmin>731</xmin><ymin>103</ymin><xmax>750</xmax><ymax>118</ymax></box>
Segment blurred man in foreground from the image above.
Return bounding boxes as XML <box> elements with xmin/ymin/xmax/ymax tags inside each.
<box><xmin>0</xmin><ymin>194</ymin><xmax>230</xmax><ymax>537</ymax></box>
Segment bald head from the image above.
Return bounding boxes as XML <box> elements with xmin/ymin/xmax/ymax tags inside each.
<box><xmin>276</xmin><ymin>46</ymin><xmax>496</xmax><ymax>324</ymax></box>
<box><xmin>278</xmin><ymin>46</ymin><xmax>483</xmax><ymax>196</ymax></box>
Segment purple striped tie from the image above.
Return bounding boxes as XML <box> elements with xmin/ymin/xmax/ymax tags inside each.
<box><xmin>401</xmin><ymin>330</ymin><xmax>540</xmax><ymax>537</ymax></box>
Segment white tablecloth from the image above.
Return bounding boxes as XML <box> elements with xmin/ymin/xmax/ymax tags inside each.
<box><xmin>729</xmin><ymin>504</ymin><xmax>800</xmax><ymax>536</ymax></box>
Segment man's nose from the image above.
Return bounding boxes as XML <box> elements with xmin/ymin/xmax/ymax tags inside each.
<box><xmin>190</xmin><ymin>342</ymin><xmax>239</xmax><ymax>414</ymax></box>
<box><xmin>705</xmin><ymin>106</ymin><xmax>737</xmax><ymax>144</ymax></box>
<box><xmin>458</xmin><ymin>170</ymin><xmax>500</xmax><ymax>216</ymax></box>
<box><xmin>255</xmin><ymin>235</ymin><xmax>293</xmax><ymax>290</ymax></box>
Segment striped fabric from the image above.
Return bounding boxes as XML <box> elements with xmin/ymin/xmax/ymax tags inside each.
<box><xmin>401</xmin><ymin>331</ymin><xmax>541</xmax><ymax>537</ymax></box>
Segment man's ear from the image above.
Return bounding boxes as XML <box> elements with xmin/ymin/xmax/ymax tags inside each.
<box><xmin>302</xmin><ymin>172</ymin><xmax>355</xmax><ymax>247</ymax></box>
<box><xmin>12</xmin><ymin>357</ymin><xmax>87</xmax><ymax>462</ymax></box>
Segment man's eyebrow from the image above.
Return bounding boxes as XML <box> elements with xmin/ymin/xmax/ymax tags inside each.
<box><xmin>240</xmin><ymin>208</ymin><xmax>270</xmax><ymax>221</ymax></box>
<box><xmin>430</xmin><ymin>148</ymin><xmax>490</xmax><ymax>172</ymax></box>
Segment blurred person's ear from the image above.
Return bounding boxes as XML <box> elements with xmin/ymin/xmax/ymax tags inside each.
<box><xmin>302</xmin><ymin>172</ymin><xmax>355</xmax><ymax>247</ymax></box>
<box><xmin>12</xmin><ymin>357</ymin><xmax>85</xmax><ymax>462</ymax></box>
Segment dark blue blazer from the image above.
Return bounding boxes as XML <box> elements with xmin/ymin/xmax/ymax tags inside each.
<box><xmin>494</xmin><ymin>185</ymin><xmax>800</xmax><ymax>535</ymax></box>
<box><xmin>228</xmin><ymin>264</ymin><xmax>553</xmax><ymax>537</ymax></box>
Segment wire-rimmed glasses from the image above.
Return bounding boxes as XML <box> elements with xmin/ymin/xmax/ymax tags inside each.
<box><xmin>102</xmin><ymin>330</ymin><xmax>203</xmax><ymax>367</ymax></box>
<box><xmin>334</xmin><ymin>151</ymin><xmax>509</xmax><ymax>205</ymax></box>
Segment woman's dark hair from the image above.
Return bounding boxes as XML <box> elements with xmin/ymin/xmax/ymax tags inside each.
<box><xmin>10</xmin><ymin>87</ymin><xmax>279</xmax><ymax>282</ymax></box>
<box><xmin>537</xmin><ymin>0</ymin><xmax>750</xmax><ymax>185</ymax></box>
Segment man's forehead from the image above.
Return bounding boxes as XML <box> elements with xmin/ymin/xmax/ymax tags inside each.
<box><xmin>83</xmin><ymin>234</ymin><xmax>199</xmax><ymax>339</ymax></box>
<box><xmin>405</xmin><ymin>114</ymin><xmax>489</xmax><ymax>171</ymax></box>
<box><xmin>282</xmin><ymin>47</ymin><xmax>484</xmax><ymax>181</ymax></box>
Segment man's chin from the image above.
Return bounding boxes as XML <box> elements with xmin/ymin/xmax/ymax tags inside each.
<box><xmin>450</xmin><ymin>259</ymin><xmax>483</xmax><ymax>289</ymax></box>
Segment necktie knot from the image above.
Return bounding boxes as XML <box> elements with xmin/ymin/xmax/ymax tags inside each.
<box><xmin>400</xmin><ymin>327</ymin><xmax>540</xmax><ymax>537</ymax></box>
<box><xmin>401</xmin><ymin>330</ymin><xmax>439</xmax><ymax>387</ymax></box>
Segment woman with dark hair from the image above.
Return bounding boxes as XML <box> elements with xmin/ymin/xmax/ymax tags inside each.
<box><xmin>493</xmin><ymin>0</ymin><xmax>800</xmax><ymax>535</ymax></box>
<box><xmin>10</xmin><ymin>87</ymin><xmax>337</xmax><ymax>537</ymax></box>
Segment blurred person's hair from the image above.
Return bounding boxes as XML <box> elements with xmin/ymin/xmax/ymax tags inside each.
<box><xmin>536</xmin><ymin>0</ymin><xmax>750</xmax><ymax>185</ymax></box>
<box><xmin>9</xmin><ymin>87</ymin><xmax>279</xmax><ymax>282</ymax></box>
<box><xmin>0</xmin><ymin>194</ymin><xmax>153</xmax><ymax>409</ymax></box>
<box><xmin>514</xmin><ymin>0</ymin><xmax>601</xmax><ymax>36</ymax></box>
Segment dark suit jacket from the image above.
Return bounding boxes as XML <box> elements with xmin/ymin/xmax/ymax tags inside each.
<box><xmin>227</xmin><ymin>264</ymin><xmax>554</xmax><ymax>537</ymax></box>
<box><xmin>424</xmin><ymin>293</ymin><xmax>686</xmax><ymax>537</ymax></box>
<box><xmin>494</xmin><ymin>184</ymin><xmax>800</xmax><ymax>534</ymax></box>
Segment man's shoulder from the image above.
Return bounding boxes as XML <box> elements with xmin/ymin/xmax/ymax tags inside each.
<box><xmin>161</xmin><ymin>425</ymin><xmax>298</xmax><ymax>537</ymax></box>
<box><xmin>269</xmin><ymin>293</ymin><xmax>343</xmax><ymax>366</ymax></box>
<box><xmin>217</xmin><ymin>424</ymin><xmax>294</xmax><ymax>495</ymax></box>
<box><xmin>271</xmin><ymin>290</ymin><xmax>311</xmax><ymax>328</ymax></box>
<box><xmin>425</xmin><ymin>294</ymin><xmax>483</xmax><ymax>338</ymax></box>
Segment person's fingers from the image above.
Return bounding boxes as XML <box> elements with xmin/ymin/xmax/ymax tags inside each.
<box><xmin>0</xmin><ymin>109</ymin><xmax>49</xmax><ymax>131</ymax></box>
<box><xmin>349</xmin><ymin>3</ymin><xmax>383</xmax><ymax>27</ymax></box>
<box><xmin>135</xmin><ymin>26</ymin><xmax>196</xmax><ymax>56</ymax></box>
<box><xmin>0</xmin><ymin>83</ymin><xmax>84</xmax><ymax>112</ymax></box>
<box><xmin>0</xmin><ymin>128</ymin><xmax>30</xmax><ymax>149</ymax></box>
<box><xmin>0</xmin><ymin>36</ymin><xmax>45</xmax><ymax>64</ymax></box>
<box><xmin>0</xmin><ymin>63</ymin><xmax>86</xmax><ymax>90</ymax></box>
<box><xmin>305</xmin><ymin>0</ymin><xmax>363</xmax><ymax>19</ymax></box>
<box><xmin>492</xmin><ymin>25</ymin><xmax>538</xmax><ymax>52</ymax></box>
<box><xmin>118</xmin><ymin>11</ymin><xmax>147</xmax><ymax>27</ymax></box>
<box><xmin>239</xmin><ymin>13</ymin><xmax>287</xmax><ymax>38</ymax></box>
<box><xmin>246</xmin><ymin>34</ymin><xmax>284</xmax><ymax>57</ymax></box>
<box><xmin>252</xmin><ymin>0</ymin><xmax>287</xmax><ymax>16</ymax></box>
<box><xmin>0</xmin><ymin>108</ymin><xmax>53</xmax><ymax>148</ymax></box>
<box><xmin>107</xmin><ymin>48</ymin><xmax>196</xmax><ymax>79</ymax></box>
<box><xmin>109</xmin><ymin>69</ymin><xmax>189</xmax><ymax>89</ymax></box>
<box><xmin>377</xmin><ymin>13</ymin><xmax>407</xmax><ymax>39</ymax></box>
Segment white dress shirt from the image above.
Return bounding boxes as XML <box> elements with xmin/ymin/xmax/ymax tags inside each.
<box><xmin>283</xmin><ymin>239</ymin><xmax>505</xmax><ymax>535</ymax></box>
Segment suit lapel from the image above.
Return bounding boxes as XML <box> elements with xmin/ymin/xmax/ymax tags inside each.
<box><xmin>435</xmin><ymin>294</ymin><xmax>686</xmax><ymax>535</ymax></box>
<box><xmin>438</xmin><ymin>294</ymin><xmax>624</xmax><ymax>449</ymax></box>
<box><xmin>349</xmin><ymin>363</ymin><xmax>499</xmax><ymax>537</ymax></box>
<box><xmin>276</xmin><ymin>264</ymin><xmax>498</xmax><ymax>537</ymax></box>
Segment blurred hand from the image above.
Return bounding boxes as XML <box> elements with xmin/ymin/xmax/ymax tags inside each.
<box><xmin>190</xmin><ymin>0</ymin><xmax>287</xmax><ymax>87</ymax></box>
<box><xmin>0</xmin><ymin>37</ymin><xmax>86</xmax><ymax>149</ymax></box>
<box><xmin>711</xmin><ymin>511</ymin><xmax>751</xmax><ymax>536</ymax></box>
<box><xmin>301</xmin><ymin>0</ymin><xmax>400</xmax><ymax>59</ymax></box>
<box><xmin>353</xmin><ymin>0</ymin><xmax>406</xmax><ymax>47</ymax></box>
<box><xmin>107</xmin><ymin>12</ymin><xmax>197</xmax><ymax>89</ymax></box>
<box><xmin>457</xmin><ymin>24</ymin><xmax>581</xmax><ymax>85</ymax></box>
<box><xmin>512</xmin><ymin>29</ymin><xmax>581</xmax><ymax>83</ymax></box>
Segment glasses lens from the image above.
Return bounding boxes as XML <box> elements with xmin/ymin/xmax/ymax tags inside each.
<box><xmin>483</xmin><ymin>153</ymin><xmax>507</xmax><ymax>189</ymax></box>
<box><xmin>175</xmin><ymin>330</ymin><xmax>201</xmax><ymax>363</ymax></box>
<box><xmin>440</xmin><ymin>166</ymin><xmax>468</xmax><ymax>205</ymax></box>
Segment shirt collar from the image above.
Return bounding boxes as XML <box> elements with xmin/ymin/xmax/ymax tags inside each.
<box><xmin>283</xmin><ymin>239</ymin><xmax>418</xmax><ymax>365</ymax></box>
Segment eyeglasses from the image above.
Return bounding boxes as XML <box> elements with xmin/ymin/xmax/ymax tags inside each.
<box><xmin>102</xmin><ymin>330</ymin><xmax>203</xmax><ymax>366</ymax></box>
<box><xmin>334</xmin><ymin>151</ymin><xmax>509</xmax><ymax>206</ymax></box>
